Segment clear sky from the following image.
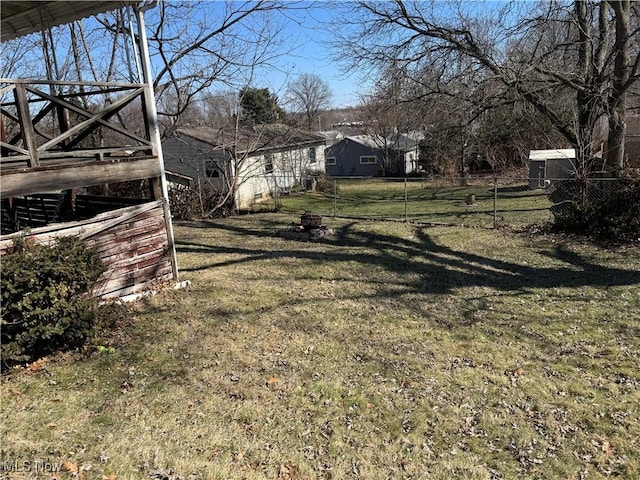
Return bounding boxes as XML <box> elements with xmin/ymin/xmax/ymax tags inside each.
<box><xmin>232</xmin><ymin>2</ymin><xmax>374</xmax><ymax>108</ymax></box>
<box><xmin>1</xmin><ymin>1</ymin><xmax>373</xmax><ymax>109</ymax></box>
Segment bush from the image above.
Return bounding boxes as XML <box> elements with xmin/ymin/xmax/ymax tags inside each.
<box><xmin>168</xmin><ymin>184</ymin><xmax>203</xmax><ymax>220</ymax></box>
<box><xmin>1</xmin><ymin>236</ymin><xmax>106</xmax><ymax>366</ymax></box>
<box><xmin>168</xmin><ymin>184</ymin><xmax>229</xmax><ymax>220</ymax></box>
<box><xmin>306</xmin><ymin>169</ymin><xmax>336</xmax><ymax>194</ymax></box>
<box><xmin>550</xmin><ymin>178</ymin><xmax>640</xmax><ymax>243</ymax></box>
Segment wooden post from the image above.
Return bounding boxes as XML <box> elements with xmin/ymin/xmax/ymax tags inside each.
<box><xmin>149</xmin><ymin>177</ymin><xmax>162</xmax><ymax>200</ymax></box>
<box><xmin>493</xmin><ymin>177</ymin><xmax>498</xmax><ymax>229</ymax></box>
<box><xmin>333</xmin><ymin>179</ymin><xmax>337</xmax><ymax>217</ymax></box>
<box><xmin>404</xmin><ymin>178</ymin><xmax>408</xmax><ymax>222</ymax></box>
<box><xmin>135</xmin><ymin>4</ymin><xmax>179</xmax><ymax>281</ymax></box>
<box><xmin>14</xmin><ymin>82</ymin><xmax>39</xmax><ymax>167</ymax></box>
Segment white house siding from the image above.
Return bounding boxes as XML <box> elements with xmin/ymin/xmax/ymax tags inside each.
<box><xmin>403</xmin><ymin>150</ymin><xmax>419</xmax><ymax>174</ymax></box>
<box><xmin>234</xmin><ymin>145</ymin><xmax>325</xmax><ymax>209</ymax></box>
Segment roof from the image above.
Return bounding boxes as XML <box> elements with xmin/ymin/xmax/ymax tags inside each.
<box><xmin>529</xmin><ymin>149</ymin><xmax>576</xmax><ymax>161</ymax></box>
<box><xmin>1</xmin><ymin>1</ymin><xmax>138</xmax><ymax>42</ymax></box>
<box><xmin>176</xmin><ymin>124</ymin><xmax>326</xmax><ymax>155</ymax></box>
<box><xmin>387</xmin><ymin>133</ymin><xmax>420</xmax><ymax>151</ymax></box>
<box><xmin>345</xmin><ymin>135</ymin><xmax>381</xmax><ymax>149</ymax></box>
<box><xmin>343</xmin><ymin>134</ymin><xmax>419</xmax><ymax>152</ymax></box>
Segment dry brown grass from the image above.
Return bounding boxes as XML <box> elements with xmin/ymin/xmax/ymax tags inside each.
<box><xmin>2</xmin><ymin>214</ymin><xmax>639</xmax><ymax>479</ymax></box>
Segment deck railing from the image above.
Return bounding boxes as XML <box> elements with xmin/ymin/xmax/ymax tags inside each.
<box><xmin>0</xmin><ymin>79</ymin><xmax>154</xmax><ymax>170</ymax></box>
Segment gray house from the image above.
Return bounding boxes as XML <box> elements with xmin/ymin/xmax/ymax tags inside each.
<box><xmin>163</xmin><ymin>124</ymin><xmax>326</xmax><ymax>209</ymax></box>
<box><xmin>325</xmin><ymin>134</ymin><xmax>420</xmax><ymax>177</ymax></box>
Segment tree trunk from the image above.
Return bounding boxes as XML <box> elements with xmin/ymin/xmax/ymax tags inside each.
<box><xmin>608</xmin><ymin>0</ymin><xmax>631</xmax><ymax>173</ymax></box>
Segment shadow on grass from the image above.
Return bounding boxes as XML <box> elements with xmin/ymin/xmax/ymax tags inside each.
<box><xmin>175</xmin><ymin>220</ymin><xmax>640</xmax><ymax>296</ymax></box>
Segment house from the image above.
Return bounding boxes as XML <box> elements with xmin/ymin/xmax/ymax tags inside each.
<box><xmin>528</xmin><ymin>149</ymin><xmax>576</xmax><ymax>188</ymax></box>
<box><xmin>388</xmin><ymin>133</ymin><xmax>423</xmax><ymax>175</ymax></box>
<box><xmin>162</xmin><ymin>124</ymin><xmax>326</xmax><ymax>210</ymax></box>
<box><xmin>0</xmin><ymin>1</ymin><xmax>179</xmax><ymax>298</ymax></box>
<box><xmin>324</xmin><ymin>134</ymin><xmax>421</xmax><ymax>177</ymax></box>
<box><xmin>621</xmin><ymin>114</ymin><xmax>640</xmax><ymax>169</ymax></box>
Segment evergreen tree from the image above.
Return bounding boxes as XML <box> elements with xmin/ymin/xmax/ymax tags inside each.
<box><xmin>239</xmin><ymin>87</ymin><xmax>285</xmax><ymax>124</ymax></box>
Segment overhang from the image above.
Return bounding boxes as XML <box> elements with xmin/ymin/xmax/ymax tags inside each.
<box><xmin>528</xmin><ymin>149</ymin><xmax>576</xmax><ymax>161</ymax></box>
<box><xmin>1</xmin><ymin>1</ymin><xmax>138</xmax><ymax>43</ymax></box>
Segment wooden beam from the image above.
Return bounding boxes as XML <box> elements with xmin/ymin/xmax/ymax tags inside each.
<box><xmin>0</xmin><ymin>79</ymin><xmax>144</xmax><ymax>89</ymax></box>
<box><xmin>0</xmin><ymin>157</ymin><xmax>161</xmax><ymax>198</ymax></box>
<box><xmin>13</xmin><ymin>83</ymin><xmax>39</xmax><ymax>167</ymax></box>
<box><xmin>136</xmin><ymin>5</ymin><xmax>179</xmax><ymax>282</ymax></box>
<box><xmin>0</xmin><ymin>141</ymin><xmax>28</xmax><ymax>155</ymax></box>
<box><xmin>29</xmin><ymin>86</ymin><xmax>149</xmax><ymax>151</ymax></box>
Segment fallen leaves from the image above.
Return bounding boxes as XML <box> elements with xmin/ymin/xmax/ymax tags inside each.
<box><xmin>279</xmin><ymin>462</ymin><xmax>299</xmax><ymax>479</ymax></box>
<box><xmin>26</xmin><ymin>356</ymin><xmax>50</xmax><ymax>374</ymax></box>
<box><xmin>60</xmin><ymin>461</ymin><xmax>95</xmax><ymax>479</ymax></box>
<box><xmin>62</xmin><ymin>461</ymin><xmax>79</xmax><ymax>474</ymax></box>
<box><xmin>593</xmin><ymin>438</ymin><xmax>615</xmax><ymax>455</ymax></box>
<box><xmin>505</xmin><ymin>367</ymin><xmax>525</xmax><ymax>384</ymax></box>
<box><xmin>266</xmin><ymin>377</ymin><xmax>280</xmax><ymax>388</ymax></box>
<box><xmin>119</xmin><ymin>380</ymin><xmax>134</xmax><ymax>393</ymax></box>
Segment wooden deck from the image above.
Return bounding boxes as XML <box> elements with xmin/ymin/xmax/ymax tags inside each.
<box><xmin>1</xmin><ymin>78</ymin><xmax>179</xmax><ymax>298</ymax></box>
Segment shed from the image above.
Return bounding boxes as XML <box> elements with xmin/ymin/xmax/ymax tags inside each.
<box><xmin>528</xmin><ymin>149</ymin><xmax>576</xmax><ymax>189</ymax></box>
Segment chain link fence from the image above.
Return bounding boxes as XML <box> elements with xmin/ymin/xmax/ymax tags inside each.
<box><xmin>274</xmin><ymin>176</ymin><xmax>626</xmax><ymax>228</ymax></box>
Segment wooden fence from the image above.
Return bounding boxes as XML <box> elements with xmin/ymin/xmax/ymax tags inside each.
<box><xmin>0</xmin><ymin>200</ymin><xmax>172</xmax><ymax>298</ymax></box>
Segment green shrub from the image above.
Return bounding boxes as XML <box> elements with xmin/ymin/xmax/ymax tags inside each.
<box><xmin>1</xmin><ymin>236</ymin><xmax>106</xmax><ymax>366</ymax></box>
<box><xmin>550</xmin><ymin>178</ymin><xmax>640</xmax><ymax>243</ymax></box>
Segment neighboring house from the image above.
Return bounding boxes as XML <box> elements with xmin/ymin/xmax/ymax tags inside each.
<box><xmin>387</xmin><ymin>133</ymin><xmax>423</xmax><ymax>175</ymax></box>
<box><xmin>325</xmin><ymin>134</ymin><xmax>421</xmax><ymax>177</ymax></box>
<box><xmin>163</xmin><ymin>124</ymin><xmax>326</xmax><ymax>209</ymax></box>
<box><xmin>528</xmin><ymin>149</ymin><xmax>576</xmax><ymax>188</ymax></box>
<box><xmin>626</xmin><ymin>136</ymin><xmax>640</xmax><ymax>168</ymax></box>
<box><xmin>317</xmin><ymin>130</ymin><xmax>345</xmax><ymax>147</ymax></box>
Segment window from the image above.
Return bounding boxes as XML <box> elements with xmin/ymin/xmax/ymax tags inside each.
<box><xmin>264</xmin><ymin>154</ymin><xmax>274</xmax><ymax>174</ymax></box>
<box><xmin>309</xmin><ymin>147</ymin><xmax>316</xmax><ymax>164</ymax></box>
<box><xmin>326</xmin><ymin>157</ymin><xmax>336</xmax><ymax>165</ymax></box>
<box><xmin>360</xmin><ymin>155</ymin><xmax>377</xmax><ymax>164</ymax></box>
<box><xmin>205</xmin><ymin>160</ymin><xmax>220</xmax><ymax>177</ymax></box>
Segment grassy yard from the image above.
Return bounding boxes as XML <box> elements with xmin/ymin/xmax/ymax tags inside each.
<box><xmin>2</xmin><ymin>214</ymin><xmax>639</xmax><ymax>479</ymax></box>
<box><xmin>277</xmin><ymin>179</ymin><xmax>553</xmax><ymax>228</ymax></box>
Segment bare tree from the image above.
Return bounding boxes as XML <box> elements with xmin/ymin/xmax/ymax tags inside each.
<box><xmin>285</xmin><ymin>73</ymin><xmax>332</xmax><ymax>130</ymax></box>
<box><xmin>357</xmin><ymin>63</ymin><xmax>426</xmax><ymax>175</ymax></box>
<box><xmin>139</xmin><ymin>1</ymin><xmax>300</xmax><ymax>136</ymax></box>
<box><xmin>336</xmin><ymin>0</ymin><xmax>640</xmax><ymax>174</ymax></box>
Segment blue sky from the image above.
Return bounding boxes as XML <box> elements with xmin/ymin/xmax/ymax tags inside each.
<box><xmin>244</xmin><ymin>3</ymin><xmax>373</xmax><ymax>108</ymax></box>
<box><xmin>1</xmin><ymin>1</ymin><xmax>370</xmax><ymax>109</ymax></box>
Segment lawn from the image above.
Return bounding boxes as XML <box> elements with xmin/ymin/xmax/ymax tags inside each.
<box><xmin>277</xmin><ymin>178</ymin><xmax>553</xmax><ymax>228</ymax></box>
<box><xmin>2</xmin><ymin>214</ymin><xmax>639</xmax><ymax>480</ymax></box>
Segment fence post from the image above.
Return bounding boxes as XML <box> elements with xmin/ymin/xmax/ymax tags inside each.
<box><xmin>404</xmin><ymin>178</ymin><xmax>408</xmax><ymax>222</ymax></box>
<box><xmin>333</xmin><ymin>179</ymin><xmax>337</xmax><ymax>217</ymax></box>
<box><xmin>493</xmin><ymin>177</ymin><xmax>498</xmax><ymax>229</ymax></box>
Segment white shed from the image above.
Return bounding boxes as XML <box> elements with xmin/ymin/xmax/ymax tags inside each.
<box><xmin>529</xmin><ymin>149</ymin><xmax>576</xmax><ymax>188</ymax></box>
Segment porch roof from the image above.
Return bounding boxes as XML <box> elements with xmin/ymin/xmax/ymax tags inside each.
<box><xmin>1</xmin><ymin>1</ymin><xmax>138</xmax><ymax>42</ymax></box>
